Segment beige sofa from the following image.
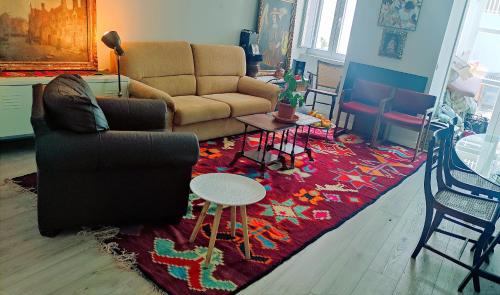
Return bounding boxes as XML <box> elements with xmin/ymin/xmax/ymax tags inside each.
<box><xmin>119</xmin><ymin>41</ymin><xmax>280</xmax><ymax>141</ymax></box>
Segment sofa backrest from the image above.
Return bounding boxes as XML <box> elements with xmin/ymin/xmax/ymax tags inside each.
<box><xmin>191</xmin><ymin>44</ymin><xmax>246</xmax><ymax>96</ymax></box>
<box><xmin>120</xmin><ymin>41</ymin><xmax>196</xmax><ymax>96</ymax></box>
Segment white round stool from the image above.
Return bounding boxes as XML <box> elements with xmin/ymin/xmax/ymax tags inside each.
<box><xmin>189</xmin><ymin>173</ymin><xmax>266</xmax><ymax>266</ymax></box>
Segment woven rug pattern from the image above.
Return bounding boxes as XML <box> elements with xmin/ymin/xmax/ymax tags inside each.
<box><xmin>13</xmin><ymin>132</ymin><xmax>425</xmax><ymax>294</ymax></box>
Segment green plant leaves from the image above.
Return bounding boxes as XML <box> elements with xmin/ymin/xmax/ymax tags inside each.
<box><xmin>278</xmin><ymin>70</ymin><xmax>305</xmax><ymax>108</ymax></box>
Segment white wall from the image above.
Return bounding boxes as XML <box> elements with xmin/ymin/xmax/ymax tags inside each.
<box><xmin>428</xmin><ymin>0</ymin><xmax>468</xmax><ymax>100</ymax></box>
<box><xmin>344</xmin><ymin>0</ymin><xmax>455</xmax><ymax>93</ymax></box>
<box><xmin>96</xmin><ymin>0</ymin><xmax>259</xmax><ymax>70</ymax></box>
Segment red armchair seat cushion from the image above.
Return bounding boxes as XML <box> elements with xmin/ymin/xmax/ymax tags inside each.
<box><xmin>383</xmin><ymin>112</ymin><xmax>427</xmax><ymax>127</ymax></box>
<box><xmin>342</xmin><ymin>101</ymin><xmax>379</xmax><ymax>115</ymax></box>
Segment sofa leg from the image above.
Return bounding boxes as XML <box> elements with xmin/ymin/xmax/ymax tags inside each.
<box><xmin>39</xmin><ymin>228</ymin><xmax>61</xmax><ymax>238</ymax></box>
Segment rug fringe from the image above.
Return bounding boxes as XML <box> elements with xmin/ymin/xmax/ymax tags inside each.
<box><xmin>2</xmin><ymin>178</ymin><xmax>38</xmax><ymax>207</ymax></box>
<box><xmin>2</xmin><ymin>178</ymin><xmax>36</xmax><ymax>194</ymax></box>
<box><xmin>77</xmin><ymin>227</ymin><xmax>168</xmax><ymax>295</ymax></box>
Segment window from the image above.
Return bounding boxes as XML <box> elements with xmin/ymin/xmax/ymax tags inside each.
<box><xmin>300</xmin><ymin>0</ymin><xmax>357</xmax><ymax>60</ymax></box>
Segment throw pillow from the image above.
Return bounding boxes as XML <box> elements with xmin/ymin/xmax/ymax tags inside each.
<box><xmin>43</xmin><ymin>74</ymin><xmax>109</xmax><ymax>133</ymax></box>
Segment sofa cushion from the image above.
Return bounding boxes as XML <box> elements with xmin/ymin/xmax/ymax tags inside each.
<box><xmin>43</xmin><ymin>74</ymin><xmax>109</xmax><ymax>133</ymax></box>
<box><xmin>191</xmin><ymin>44</ymin><xmax>245</xmax><ymax>95</ymax></box>
<box><xmin>171</xmin><ymin>95</ymin><xmax>231</xmax><ymax>126</ymax></box>
<box><xmin>196</xmin><ymin>76</ymin><xmax>240</xmax><ymax>96</ymax></box>
<box><xmin>202</xmin><ymin>93</ymin><xmax>272</xmax><ymax>117</ymax></box>
<box><xmin>142</xmin><ymin>75</ymin><xmax>197</xmax><ymax>97</ymax></box>
<box><xmin>120</xmin><ymin>41</ymin><xmax>196</xmax><ymax>96</ymax></box>
<box><xmin>191</xmin><ymin>44</ymin><xmax>245</xmax><ymax>76</ymax></box>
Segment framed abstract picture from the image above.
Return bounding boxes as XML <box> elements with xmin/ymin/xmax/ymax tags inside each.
<box><xmin>257</xmin><ymin>0</ymin><xmax>297</xmax><ymax>73</ymax></box>
<box><xmin>379</xmin><ymin>29</ymin><xmax>407</xmax><ymax>59</ymax></box>
<box><xmin>0</xmin><ymin>0</ymin><xmax>97</xmax><ymax>71</ymax></box>
<box><xmin>378</xmin><ymin>0</ymin><xmax>423</xmax><ymax>31</ymax></box>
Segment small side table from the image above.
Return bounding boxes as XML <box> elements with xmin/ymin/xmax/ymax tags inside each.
<box><xmin>189</xmin><ymin>173</ymin><xmax>266</xmax><ymax>266</ymax></box>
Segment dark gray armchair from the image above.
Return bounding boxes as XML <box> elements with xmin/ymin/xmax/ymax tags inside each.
<box><xmin>32</xmin><ymin>84</ymin><xmax>199</xmax><ymax>237</ymax></box>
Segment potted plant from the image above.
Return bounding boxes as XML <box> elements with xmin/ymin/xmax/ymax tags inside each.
<box><xmin>277</xmin><ymin>70</ymin><xmax>306</xmax><ymax>120</ymax></box>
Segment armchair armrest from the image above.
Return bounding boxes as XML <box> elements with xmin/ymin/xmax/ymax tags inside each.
<box><xmin>96</xmin><ymin>97</ymin><xmax>167</xmax><ymax>131</ymax></box>
<box><xmin>36</xmin><ymin>131</ymin><xmax>199</xmax><ymax>172</ymax></box>
<box><xmin>238</xmin><ymin>76</ymin><xmax>280</xmax><ymax>110</ymax></box>
<box><xmin>128</xmin><ymin>79</ymin><xmax>176</xmax><ymax>112</ymax></box>
<box><xmin>378</xmin><ymin>96</ymin><xmax>394</xmax><ymax>115</ymax></box>
<box><xmin>338</xmin><ymin>88</ymin><xmax>352</xmax><ymax>105</ymax></box>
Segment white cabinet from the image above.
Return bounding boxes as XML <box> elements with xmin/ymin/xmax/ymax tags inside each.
<box><xmin>0</xmin><ymin>75</ymin><xmax>129</xmax><ymax>139</ymax></box>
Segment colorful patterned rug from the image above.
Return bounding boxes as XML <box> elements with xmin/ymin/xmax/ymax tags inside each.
<box><xmin>13</xmin><ymin>132</ymin><xmax>425</xmax><ymax>295</ymax></box>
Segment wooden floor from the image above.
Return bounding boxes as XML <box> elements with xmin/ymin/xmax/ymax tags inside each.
<box><xmin>1</xmin><ymin>140</ymin><xmax>499</xmax><ymax>295</ymax></box>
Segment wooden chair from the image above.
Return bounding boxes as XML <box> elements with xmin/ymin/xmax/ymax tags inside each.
<box><xmin>411</xmin><ymin>127</ymin><xmax>500</xmax><ymax>293</ymax></box>
<box><xmin>334</xmin><ymin>79</ymin><xmax>394</xmax><ymax>146</ymax></box>
<box><xmin>376</xmin><ymin>88</ymin><xmax>436</xmax><ymax>161</ymax></box>
<box><xmin>443</xmin><ymin>118</ymin><xmax>500</xmax><ymax>199</ymax></box>
<box><xmin>458</xmin><ymin>232</ymin><xmax>500</xmax><ymax>292</ymax></box>
<box><xmin>304</xmin><ymin>60</ymin><xmax>343</xmax><ymax>120</ymax></box>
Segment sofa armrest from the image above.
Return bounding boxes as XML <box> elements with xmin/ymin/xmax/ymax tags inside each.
<box><xmin>36</xmin><ymin>130</ymin><xmax>199</xmax><ymax>172</ymax></box>
<box><xmin>96</xmin><ymin>97</ymin><xmax>167</xmax><ymax>131</ymax></box>
<box><xmin>128</xmin><ymin>79</ymin><xmax>176</xmax><ymax>111</ymax></box>
<box><xmin>238</xmin><ymin>76</ymin><xmax>280</xmax><ymax>110</ymax></box>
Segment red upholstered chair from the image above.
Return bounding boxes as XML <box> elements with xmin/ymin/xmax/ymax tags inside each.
<box><xmin>334</xmin><ymin>79</ymin><xmax>394</xmax><ymax>145</ymax></box>
<box><xmin>378</xmin><ymin>88</ymin><xmax>436</xmax><ymax>161</ymax></box>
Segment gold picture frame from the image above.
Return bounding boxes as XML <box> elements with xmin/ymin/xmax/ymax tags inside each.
<box><xmin>0</xmin><ymin>0</ymin><xmax>97</xmax><ymax>71</ymax></box>
<box><xmin>257</xmin><ymin>0</ymin><xmax>297</xmax><ymax>75</ymax></box>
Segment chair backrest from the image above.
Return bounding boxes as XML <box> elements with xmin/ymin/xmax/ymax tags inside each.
<box><xmin>424</xmin><ymin>128</ymin><xmax>451</xmax><ymax>207</ymax></box>
<box><xmin>316</xmin><ymin>60</ymin><xmax>343</xmax><ymax>89</ymax></box>
<box><xmin>426</xmin><ymin>128</ymin><xmax>452</xmax><ymax>200</ymax></box>
<box><xmin>392</xmin><ymin>88</ymin><xmax>436</xmax><ymax>116</ymax></box>
<box><xmin>350</xmin><ymin>79</ymin><xmax>394</xmax><ymax>106</ymax></box>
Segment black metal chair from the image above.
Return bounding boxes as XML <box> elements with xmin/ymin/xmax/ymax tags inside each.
<box><xmin>443</xmin><ymin>120</ymin><xmax>500</xmax><ymax>199</ymax></box>
<box><xmin>304</xmin><ymin>60</ymin><xmax>342</xmax><ymax>120</ymax></box>
<box><xmin>411</xmin><ymin>128</ymin><xmax>500</xmax><ymax>292</ymax></box>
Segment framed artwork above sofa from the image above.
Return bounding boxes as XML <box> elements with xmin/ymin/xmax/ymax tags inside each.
<box><xmin>257</xmin><ymin>0</ymin><xmax>297</xmax><ymax>74</ymax></box>
<box><xmin>0</xmin><ymin>0</ymin><xmax>97</xmax><ymax>71</ymax></box>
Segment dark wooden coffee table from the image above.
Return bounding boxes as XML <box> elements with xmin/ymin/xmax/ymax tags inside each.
<box><xmin>230</xmin><ymin>113</ymin><xmax>320</xmax><ymax>170</ymax></box>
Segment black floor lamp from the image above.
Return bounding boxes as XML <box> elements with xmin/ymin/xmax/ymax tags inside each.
<box><xmin>101</xmin><ymin>31</ymin><xmax>125</xmax><ymax>97</ymax></box>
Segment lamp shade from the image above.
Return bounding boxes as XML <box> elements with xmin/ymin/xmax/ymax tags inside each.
<box><xmin>101</xmin><ymin>31</ymin><xmax>124</xmax><ymax>56</ymax></box>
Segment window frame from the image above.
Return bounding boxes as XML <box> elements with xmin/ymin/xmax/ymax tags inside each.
<box><xmin>299</xmin><ymin>0</ymin><xmax>352</xmax><ymax>61</ymax></box>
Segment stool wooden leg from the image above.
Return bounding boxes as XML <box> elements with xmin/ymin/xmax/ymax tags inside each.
<box><xmin>189</xmin><ymin>201</ymin><xmax>211</xmax><ymax>243</ymax></box>
<box><xmin>205</xmin><ymin>204</ymin><xmax>223</xmax><ymax>266</ymax></box>
<box><xmin>240</xmin><ymin>205</ymin><xmax>251</xmax><ymax>260</ymax></box>
<box><xmin>230</xmin><ymin>206</ymin><xmax>237</xmax><ymax>237</ymax></box>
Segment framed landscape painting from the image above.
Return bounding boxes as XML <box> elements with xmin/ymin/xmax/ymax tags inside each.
<box><xmin>257</xmin><ymin>0</ymin><xmax>297</xmax><ymax>73</ymax></box>
<box><xmin>378</xmin><ymin>0</ymin><xmax>423</xmax><ymax>31</ymax></box>
<box><xmin>0</xmin><ymin>0</ymin><xmax>97</xmax><ymax>71</ymax></box>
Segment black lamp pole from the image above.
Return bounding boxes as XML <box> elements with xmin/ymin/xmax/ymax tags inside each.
<box><xmin>117</xmin><ymin>54</ymin><xmax>122</xmax><ymax>97</ymax></box>
<box><xmin>101</xmin><ymin>31</ymin><xmax>125</xmax><ymax>97</ymax></box>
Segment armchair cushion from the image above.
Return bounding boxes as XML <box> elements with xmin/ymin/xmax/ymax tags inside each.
<box><xmin>342</xmin><ymin>101</ymin><xmax>379</xmax><ymax>115</ymax></box>
<box><xmin>383</xmin><ymin>111</ymin><xmax>428</xmax><ymax>127</ymax></box>
<box><xmin>203</xmin><ymin>93</ymin><xmax>272</xmax><ymax>117</ymax></box>
<box><xmin>351</xmin><ymin>79</ymin><xmax>394</xmax><ymax>106</ymax></box>
<box><xmin>392</xmin><ymin>88</ymin><xmax>436</xmax><ymax>116</ymax></box>
<box><xmin>36</xmin><ymin>131</ymin><xmax>199</xmax><ymax>171</ymax></box>
<box><xmin>96</xmin><ymin>97</ymin><xmax>167</xmax><ymax>131</ymax></box>
<box><xmin>43</xmin><ymin>74</ymin><xmax>109</xmax><ymax>133</ymax></box>
<box><xmin>171</xmin><ymin>95</ymin><xmax>231</xmax><ymax>126</ymax></box>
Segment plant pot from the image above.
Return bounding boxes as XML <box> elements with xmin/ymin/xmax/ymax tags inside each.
<box><xmin>277</xmin><ymin>102</ymin><xmax>296</xmax><ymax>119</ymax></box>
